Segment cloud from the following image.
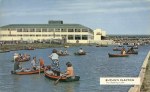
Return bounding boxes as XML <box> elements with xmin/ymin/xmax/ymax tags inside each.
<box><xmin>0</xmin><ymin>0</ymin><xmax>150</xmax><ymax>17</ymax></box>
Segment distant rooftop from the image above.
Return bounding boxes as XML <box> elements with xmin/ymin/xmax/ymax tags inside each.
<box><xmin>0</xmin><ymin>20</ymin><xmax>91</xmax><ymax>29</ymax></box>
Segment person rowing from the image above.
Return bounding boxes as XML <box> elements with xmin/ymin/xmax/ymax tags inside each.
<box><xmin>49</xmin><ymin>49</ymin><xmax>60</xmax><ymax>76</ymax></box>
<box><xmin>64</xmin><ymin>62</ymin><xmax>74</xmax><ymax>78</ymax></box>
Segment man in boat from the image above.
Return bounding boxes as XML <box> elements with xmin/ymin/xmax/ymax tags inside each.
<box><xmin>127</xmin><ymin>47</ymin><xmax>134</xmax><ymax>53</ymax></box>
<box><xmin>58</xmin><ymin>49</ymin><xmax>63</xmax><ymax>54</ymax></box>
<box><xmin>121</xmin><ymin>47</ymin><xmax>126</xmax><ymax>55</ymax></box>
<box><xmin>31</xmin><ymin>56</ymin><xmax>37</xmax><ymax>70</ymax></box>
<box><xmin>78</xmin><ymin>48</ymin><xmax>84</xmax><ymax>53</ymax></box>
<box><xmin>14</xmin><ymin>53</ymin><xmax>19</xmax><ymax>62</ymax></box>
<box><xmin>13</xmin><ymin>58</ymin><xmax>24</xmax><ymax>73</ymax></box>
<box><xmin>63</xmin><ymin>49</ymin><xmax>68</xmax><ymax>54</ymax></box>
<box><xmin>64</xmin><ymin>62</ymin><xmax>74</xmax><ymax>78</ymax></box>
<box><xmin>49</xmin><ymin>49</ymin><xmax>60</xmax><ymax>76</ymax></box>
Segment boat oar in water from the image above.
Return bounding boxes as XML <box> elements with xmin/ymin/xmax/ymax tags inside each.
<box><xmin>54</xmin><ymin>74</ymin><xmax>66</xmax><ymax>85</ymax></box>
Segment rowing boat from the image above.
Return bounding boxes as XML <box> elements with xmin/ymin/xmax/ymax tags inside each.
<box><xmin>45</xmin><ymin>70</ymin><xmax>80</xmax><ymax>82</ymax></box>
<box><xmin>11</xmin><ymin>68</ymin><xmax>44</xmax><ymax>75</ymax></box>
<box><xmin>108</xmin><ymin>53</ymin><xmax>129</xmax><ymax>57</ymax></box>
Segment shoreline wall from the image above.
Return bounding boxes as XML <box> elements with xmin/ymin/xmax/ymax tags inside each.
<box><xmin>128</xmin><ymin>51</ymin><xmax>150</xmax><ymax>92</ymax></box>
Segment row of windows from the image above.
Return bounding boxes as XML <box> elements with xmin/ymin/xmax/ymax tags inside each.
<box><xmin>0</xmin><ymin>35</ymin><xmax>88</xmax><ymax>40</ymax></box>
<box><xmin>16</xmin><ymin>28</ymin><xmax>88</xmax><ymax>32</ymax></box>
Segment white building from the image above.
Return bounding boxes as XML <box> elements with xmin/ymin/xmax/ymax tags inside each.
<box><xmin>0</xmin><ymin>20</ymin><xmax>107</xmax><ymax>44</ymax></box>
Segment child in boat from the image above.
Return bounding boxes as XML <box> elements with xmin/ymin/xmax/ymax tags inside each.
<box><xmin>39</xmin><ymin>58</ymin><xmax>45</xmax><ymax>68</ymax></box>
<box><xmin>65</xmin><ymin>62</ymin><xmax>74</xmax><ymax>78</ymax></box>
<box><xmin>49</xmin><ymin>49</ymin><xmax>60</xmax><ymax>76</ymax></box>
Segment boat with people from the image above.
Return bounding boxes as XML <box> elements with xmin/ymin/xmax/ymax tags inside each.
<box><xmin>11</xmin><ymin>68</ymin><xmax>45</xmax><ymax>75</ymax></box>
<box><xmin>74</xmin><ymin>52</ymin><xmax>86</xmax><ymax>55</ymax></box>
<box><xmin>126</xmin><ymin>51</ymin><xmax>138</xmax><ymax>54</ymax></box>
<box><xmin>57</xmin><ymin>53</ymin><xmax>69</xmax><ymax>56</ymax></box>
<box><xmin>13</xmin><ymin>53</ymin><xmax>30</xmax><ymax>62</ymax></box>
<box><xmin>45</xmin><ymin>70</ymin><xmax>80</xmax><ymax>82</ymax></box>
<box><xmin>108</xmin><ymin>53</ymin><xmax>129</xmax><ymax>57</ymax></box>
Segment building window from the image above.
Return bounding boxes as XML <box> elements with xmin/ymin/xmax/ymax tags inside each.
<box><xmin>17</xmin><ymin>34</ymin><xmax>22</xmax><ymax>36</ymax></box>
<box><xmin>48</xmin><ymin>34</ymin><xmax>53</xmax><ymax>37</ymax></box>
<box><xmin>82</xmin><ymin>29</ymin><xmax>88</xmax><ymax>32</ymax></box>
<box><xmin>30</xmin><ymin>28</ymin><xmax>35</xmax><ymax>32</ymax></box>
<box><xmin>75</xmin><ymin>29</ymin><xmax>81</xmax><ymax>32</ymax></box>
<box><xmin>82</xmin><ymin>35</ymin><xmax>88</xmax><ymax>40</ymax></box>
<box><xmin>68</xmin><ymin>35</ymin><xmax>74</xmax><ymax>40</ymax></box>
<box><xmin>17</xmin><ymin>28</ymin><xmax>22</xmax><ymax>32</ymax></box>
<box><xmin>30</xmin><ymin>35</ymin><xmax>35</xmax><ymax>37</ymax></box>
<box><xmin>36</xmin><ymin>28</ymin><xmax>41</xmax><ymax>32</ymax></box>
<box><xmin>75</xmin><ymin>35</ymin><xmax>81</xmax><ymax>40</ymax></box>
<box><xmin>55</xmin><ymin>28</ymin><xmax>60</xmax><ymax>32</ymax></box>
<box><xmin>42</xmin><ymin>28</ymin><xmax>47</xmax><ymax>32</ymax></box>
<box><xmin>23</xmin><ymin>28</ymin><xmax>29</xmax><ymax>32</ymax></box>
<box><xmin>61</xmin><ymin>29</ymin><xmax>67</xmax><ymax>32</ymax></box>
<box><xmin>36</xmin><ymin>34</ymin><xmax>41</xmax><ymax>37</ymax></box>
<box><xmin>23</xmin><ymin>34</ymin><xmax>29</xmax><ymax>36</ymax></box>
<box><xmin>68</xmin><ymin>29</ymin><xmax>74</xmax><ymax>32</ymax></box>
<box><xmin>42</xmin><ymin>34</ymin><xmax>47</xmax><ymax>37</ymax></box>
<box><xmin>48</xmin><ymin>28</ymin><xmax>54</xmax><ymax>32</ymax></box>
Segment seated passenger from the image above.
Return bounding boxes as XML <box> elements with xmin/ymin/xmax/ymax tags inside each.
<box><xmin>78</xmin><ymin>48</ymin><xmax>84</xmax><ymax>53</ymax></box>
<box><xmin>65</xmin><ymin>62</ymin><xmax>74</xmax><ymax>78</ymax></box>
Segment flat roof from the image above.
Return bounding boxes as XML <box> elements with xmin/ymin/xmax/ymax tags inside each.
<box><xmin>0</xmin><ymin>24</ymin><xmax>90</xmax><ymax>29</ymax></box>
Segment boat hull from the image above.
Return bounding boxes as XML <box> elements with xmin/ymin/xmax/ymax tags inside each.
<box><xmin>11</xmin><ymin>69</ymin><xmax>44</xmax><ymax>75</ymax></box>
<box><xmin>108</xmin><ymin>53</ymin><xmax>129</xmax><ymax>57</ymax></box>
<box><xmin>74</xmin><ymin>52</ymin><xmax>86</xmax><ymax>55</ymax></box>
<box><xmin>45</xmin><ymin>71</ymin><xmax>80</xmax><ymax>82</ymax></box>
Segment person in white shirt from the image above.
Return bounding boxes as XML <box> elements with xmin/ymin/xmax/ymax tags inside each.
<box><xmin>78</xmin><ymin>48</ymin><xmax>84</xmax><ymax>53</ymax></box>
<box><xmin>49</xmin><ymin>49</ymin><xmax>60</xmax><ymax>76</ymax></box>
<box><xmin>31</xmin><ymin>57</ymin><xmax>37</xmax><ymax>70</ymax></box>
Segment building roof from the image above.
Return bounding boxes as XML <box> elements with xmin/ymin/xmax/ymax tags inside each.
<box><xmin>0</xmin><ymin>24</ymin><xmax>90</xmax><ymax>29</ymax></box>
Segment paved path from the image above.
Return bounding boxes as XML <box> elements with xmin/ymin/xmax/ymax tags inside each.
<box><xmin>141</xmin><ymin>58</ymin><xmax>150</xmax><ymax>92</ymax></box>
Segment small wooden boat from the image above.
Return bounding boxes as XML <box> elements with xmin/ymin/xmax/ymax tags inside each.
<box><xmin>45</xmin><ymin>71</ymin><xmax>80</xmax><ymax>82</ymax></box>
<box><xmin>11</xmin><ymin>69</ymin><xmax>44</xmax><ymax>75</ymax></box>
<box><xmin>16</xmin><ymin>56</ymin><xmax>30</xmax><ymax>62</ymax></box>
<box><xmin>57</xmin><ymin>53</ymin><xmax>69</xmax><ymax>56</ymax></box>
<box><xmin>74</xmin><ymin>52</ymin><xmax>86</xmax><ymax>55</ymax></box>
<box><xmin>108</xmin><ymin>53</ymin><xmax>129</xmax><ymax>57</ymax></box>
<box><xmin>126</xmin><ymin>51</ymin><xmax>138</xmax><ymax>54</ymax></box>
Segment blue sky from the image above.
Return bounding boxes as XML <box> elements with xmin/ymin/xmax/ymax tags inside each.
<box><xmin>0</xmin><ymin>0</ymin><xmax>150</xmax><ymax>35</ymax></box>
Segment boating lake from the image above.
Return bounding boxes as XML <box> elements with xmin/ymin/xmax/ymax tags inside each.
<box><xmin>0</xmin><ymin>45</ymin><xmax>150</xmax><ymax>92</ymax></box>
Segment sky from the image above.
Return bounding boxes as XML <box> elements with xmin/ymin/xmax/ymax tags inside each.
<box><xmin>0</xmin><ymin>0</ymin><xmax>150</xmax><ymax>35</ymax></box>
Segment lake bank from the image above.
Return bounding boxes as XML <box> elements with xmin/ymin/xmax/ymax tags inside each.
<box><xmin>0</xmin><ymin>43</ymin><xmax>92</xmax><ymax>51</ymax></box>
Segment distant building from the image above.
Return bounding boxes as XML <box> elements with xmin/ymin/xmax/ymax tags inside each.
<box><xmin>94</xmin><ymin>29</ymin><xmax>106</xmax><ymax>41</ymax></box>
<box><xmin>0</xmin><ymin>20</ymin><xmax>107</xmax><ymax>43</ymax></box>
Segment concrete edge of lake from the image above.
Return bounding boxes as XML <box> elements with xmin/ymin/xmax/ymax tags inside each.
<box><xmin>128</xmin><ymin>51</ymin><xmax>150</xmax><ymax>92</ymax></box>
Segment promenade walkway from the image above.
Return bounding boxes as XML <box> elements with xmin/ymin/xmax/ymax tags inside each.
<box><xmin>141</xmin><ymin>57</ymin><xmax>150</xmax><ymax>92</ymax></box>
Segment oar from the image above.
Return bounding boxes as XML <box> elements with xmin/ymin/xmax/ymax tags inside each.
<box><xmin>54</xmin><ymin>74</ymin><xmax>65</xmax><ymax>85</ymax></box>
<box><xmin>54</xmin><ymin>76</ymin><xmax>62</xmax><ymax>85</ymax></box>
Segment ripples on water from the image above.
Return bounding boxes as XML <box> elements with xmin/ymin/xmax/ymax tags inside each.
<box><xmin>0</xmin><ymin>45</ymin><xmax>150</xmax><ymax>92</ymax></box>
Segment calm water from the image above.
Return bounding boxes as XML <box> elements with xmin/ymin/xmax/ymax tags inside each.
<box><xmin>0</xmin><ymin>45</ymin><xmax>150</xmax><ymax>92</ymax></box>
